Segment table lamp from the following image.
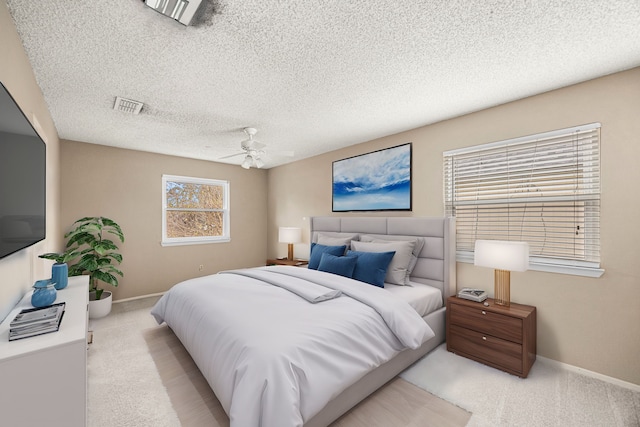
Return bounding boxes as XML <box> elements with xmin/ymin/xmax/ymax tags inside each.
<box><xmin>474</xmin><ymin>240</ymin><xmax>529</xmax><ymax>307</ymax></box>
<box><xmin>279</xmin><ymin>227</ymin><xmax>302</xmax><ymax>261</ymax></box>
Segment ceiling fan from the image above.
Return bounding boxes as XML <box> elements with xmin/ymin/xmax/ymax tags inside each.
<box><xmin>219</xmin><ymin>127</ymin><xmax>293</xmax><ymax>169</ymax></box>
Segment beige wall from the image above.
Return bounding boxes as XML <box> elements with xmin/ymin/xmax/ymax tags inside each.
<box><xmin>0</xmin><ymin>1</ymin><xmax>62</xmax><ymax>320</ymax></box>
<box><xmin>267</xmin><ymin>68</ymin><xmax>640</xmax><ymax>385</ymax></box>
<box><xmin>60</xmin><ymin>140</ymin><xmax>268</xmax><ymax>300</ymax></box>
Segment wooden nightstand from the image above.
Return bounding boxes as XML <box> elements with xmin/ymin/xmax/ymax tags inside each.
<box><xmin>446</xmin><ymin>296</ymin><xmax>536</xmax><ymax>378</ymax></box>
<box><xmin>266</xmin><ymin>258</ymin><xmax>309</xmax><ymax>267</ymax></box>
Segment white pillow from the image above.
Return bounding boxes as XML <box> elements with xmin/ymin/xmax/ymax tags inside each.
<box><xmin>350</xmin><ymin>240</ymin><xmax>415</xmax><ymax>286</ymax></box>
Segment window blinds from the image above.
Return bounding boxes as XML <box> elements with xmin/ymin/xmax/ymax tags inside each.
<box><xmin>444</xmin><ymin>123</ymin><xmax>600</xmax><ymax>269</ymax></box>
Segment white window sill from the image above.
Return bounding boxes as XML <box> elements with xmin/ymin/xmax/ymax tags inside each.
<box><xmin>161</xmin><ymin>238</ymin><xmax>230</xmax><ymax>247</ymax></box>
<box><xmin>456</xmin><ymin>254</ymin><xmax>605</xmax><ymax>278</ymax></box>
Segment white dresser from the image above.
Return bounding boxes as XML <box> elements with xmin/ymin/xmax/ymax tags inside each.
<box><xmin>0</xmin><ymin>275</ymin><xmax>89</xmax><ymax>427</ymax></box>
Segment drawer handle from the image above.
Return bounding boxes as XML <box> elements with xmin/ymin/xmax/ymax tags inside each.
<box><xmin>481</xmin><ymin>310</ymin><xmax>486</xmax><ymax>315</ymax></box>
<box><xmin>482</xmin><ymin>336</ymin><xmax>487</xmax><ymax>341</ymax></box>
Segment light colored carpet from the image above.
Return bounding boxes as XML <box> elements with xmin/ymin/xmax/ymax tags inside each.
<box><xmin>88</xmin><ymin>296</ymin><xmax>640</xmax><ymax>427</ymax></box>
<box><xmin>400</xmin><ymin>345</ymin><xmax>640</xmax><ymax>427</ymax></box>
<box><xmin>87</xmin><ymin>296</ymin><xmax>181</xmax><ymax>427</ymax></box>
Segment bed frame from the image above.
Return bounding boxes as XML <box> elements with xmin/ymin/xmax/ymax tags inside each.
<box><xmin>305</xmin><ymin>216</ymin><xmax>456</xmax><ymax>427</ymax></box>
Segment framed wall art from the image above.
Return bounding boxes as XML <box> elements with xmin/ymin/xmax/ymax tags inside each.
<box><xmin>332</xmin><ymin>143</ymin><xmax>412</xmax><ymax>212</ymax></box>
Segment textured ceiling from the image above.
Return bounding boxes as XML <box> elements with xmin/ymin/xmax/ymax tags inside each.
<box><xmin>6</xmin><ymin>1</ymin><xmax>640</xmax><ymax>168</ymax></box>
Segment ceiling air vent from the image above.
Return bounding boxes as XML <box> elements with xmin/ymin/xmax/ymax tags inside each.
<box><xmin>113</xmin><ymin>97</ymin><xmax>144</xmax><ymax>115</ymax></box>
<box><xmin>143</xmin><ymin>0</ymin><xmax>204</xmax><ymax>26</ymax></box>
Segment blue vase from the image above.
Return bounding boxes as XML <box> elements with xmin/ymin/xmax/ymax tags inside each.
<box><xmin>31</xmin><ymin>279</ymin><xmax>57</xmax><ymax>307</ymax></box>
<box><xmin>51</xmin><ymin>263</ymin><xmax>68</xmax><ymax>290</ymax></box>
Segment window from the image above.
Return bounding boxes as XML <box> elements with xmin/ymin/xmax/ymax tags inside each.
<box><xmin>443</xmin><ymin>123</ymin><xmax>602</xmax><ymax>277</ymax></box>
<box><xmin>162</xmin><ymin>174</ymin><xmax>230</xmax><ymax>246</ymax></box>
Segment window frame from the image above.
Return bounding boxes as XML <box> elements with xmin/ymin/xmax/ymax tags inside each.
<box><xmin>161</xmin><ymin>174</ymin><xmax>230</xmax><ymax>246</ymax></box>
<box><xmin>443</xmin><ymin>123</ymin><xmax>604</xmax><ymax>278</ymax></box>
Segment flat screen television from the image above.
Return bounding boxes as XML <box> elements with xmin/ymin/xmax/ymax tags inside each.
<box><xmin>0</xmin><ymin>81</ymin><xmax>46</xmax><ymax>259</ymax></box>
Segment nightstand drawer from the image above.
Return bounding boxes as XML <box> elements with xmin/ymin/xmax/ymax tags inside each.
<box><xmin>449</xmin><ymin>324</ymin><xmax>523</xmax><ymax>373</ymax></box>
<box><xmin>449</xmin><ymin>302</ymin><xmax>523</xmax><ymax>343</ymax></box>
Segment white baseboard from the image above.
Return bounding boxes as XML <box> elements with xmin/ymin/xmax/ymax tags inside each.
<box><xmin>536</xmin><ymin>355</ymin><xmax>640</xmax><ymax>392</ymax></box>
<box><xmin>112</xmin><ymin>292</ymin><xmax>165</xmax><ymax>304</ymax></box>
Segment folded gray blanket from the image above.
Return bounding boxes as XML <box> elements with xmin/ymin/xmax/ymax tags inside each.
<box><xmin>218</xmin><ymin>268</ymin><xmax>342</xmax><ymax>303</ymax></box>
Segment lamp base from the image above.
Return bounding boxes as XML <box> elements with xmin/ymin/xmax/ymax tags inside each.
<box><xmin>494</xmin><ymin>269</ymin><xmax>511</xmax><ymax>307</ymax></box>
<box><xmin>287</xmin><ymin>243</ymin><xmax>294</xmax><ymax>261</ymax></box>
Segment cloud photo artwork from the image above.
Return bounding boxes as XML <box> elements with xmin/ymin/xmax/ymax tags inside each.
<box><xmin>332</xmin><ymin>143</ymin><xmax>412</xmax><ymax>211</ymax></box>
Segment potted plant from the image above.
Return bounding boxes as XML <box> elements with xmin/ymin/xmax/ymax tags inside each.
<box><xmin>64</xmin><ymin>216</ymin><xmax>125</xmax><ymax>318</ymax></box>
<box><xmin>38</xmin><ymin>249</ymin><xmax>81</xmax><ymax>290</ymax></box>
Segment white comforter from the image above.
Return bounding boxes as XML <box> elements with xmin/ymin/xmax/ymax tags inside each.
<box><xmin>151</xmin><ymin>266</ymin><xmax>435</xmax><ymax>427</ymax></box>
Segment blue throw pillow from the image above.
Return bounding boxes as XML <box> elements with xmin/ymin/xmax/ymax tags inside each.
<box><xmin>317</xmin><ymin>253</ymin><xmax>358</xmax><ymax>278</ymax></box>
<box><xmin>347</xmin><ymin>250</ymin><xmax>396</xmax><ymax>287</ymax></box>
<box><xmin>308</xmin><ymin>243</ymin><xmax>347</xmax><ymax>270</ymax></box>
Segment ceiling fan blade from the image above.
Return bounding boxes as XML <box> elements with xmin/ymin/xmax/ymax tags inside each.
<box><xmin>218</xmin><ymin>152</ymin><xmax>246</xmax><ymax>160</ymax></box>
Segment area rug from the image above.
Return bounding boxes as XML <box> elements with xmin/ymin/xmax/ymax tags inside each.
<box><xmin>400</xmin><ymin>344</ymin><xmax>640</xmax><ymax>427</ymax></box>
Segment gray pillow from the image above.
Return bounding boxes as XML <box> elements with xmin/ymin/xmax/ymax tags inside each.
<box><xmin>360</xmin><ymin>234</ymin><xmax>425</xmax><ymax>282</ymax></box>
<box><xmin>316</xmin><ymin>232</ymin><xmax>359</xmax><ymax>248</ymax></box>
<box><xmin>350</xmin><ymin>240</ymin><xmax>415</xmax><ymax>286</ymax></box>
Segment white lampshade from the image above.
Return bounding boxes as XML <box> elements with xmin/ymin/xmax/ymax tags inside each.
<box><xmin>279</xmin><ymin>227</ymin><xmax>301</xmax><ymax>261</ymax></box>
<box><xmin>475</xmin><ymin>240</ymin><xmax>529</xmax><ymax>307</ymax></box>
<box><xmin>278</xmin><ymin>227</ymin><xmax>302</xmax><ymax>243</ymax></box>
<box><xmin>474</xmin><ymin>240</ymin><xmax>529</xmax><ymax>272</ymax></box>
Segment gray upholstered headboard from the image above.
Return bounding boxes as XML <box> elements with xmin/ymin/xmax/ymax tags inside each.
<box><xmin>310</xmin><ymin>216</ymin><xmax>456</xmax><ymax>301</ymax></box>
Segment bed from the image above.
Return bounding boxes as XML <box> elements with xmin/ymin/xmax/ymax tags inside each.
<box><xmin>151</xmin><ymin>216</ymin><xmax>456</xmax><ymax>426</ymax></box>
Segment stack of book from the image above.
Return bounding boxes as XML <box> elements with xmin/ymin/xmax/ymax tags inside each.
<box><xmin>9</xmin><ymin>302</ymin><xmax>66</xmax><ymax>341</ymax></box>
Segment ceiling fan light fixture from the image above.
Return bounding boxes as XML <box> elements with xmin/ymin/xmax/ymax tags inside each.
<box><xmin>241</xmin><ymin>155</ymin><xmax>253</xmax><ymax>169</ymax></box>
<box><xmin>218</xmin><ymin>127</ymin><xmax>285</xmax><ymax>169</ymax></box>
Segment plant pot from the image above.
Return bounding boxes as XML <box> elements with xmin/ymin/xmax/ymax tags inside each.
<box><xmin>88</xmin><ymin>290</ymin><xmax>112</xmax><ymax>319</ymax></box>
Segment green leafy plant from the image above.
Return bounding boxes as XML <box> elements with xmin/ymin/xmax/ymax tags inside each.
<box><xmin>64</xmin><ymin>217</ymin><xmax>125</xmax><ymax>300</ymax></box>
<box><xmin>38</xmin><ymin>249</ymin><xmax>81</xmax><ymax>265</ymax></box>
